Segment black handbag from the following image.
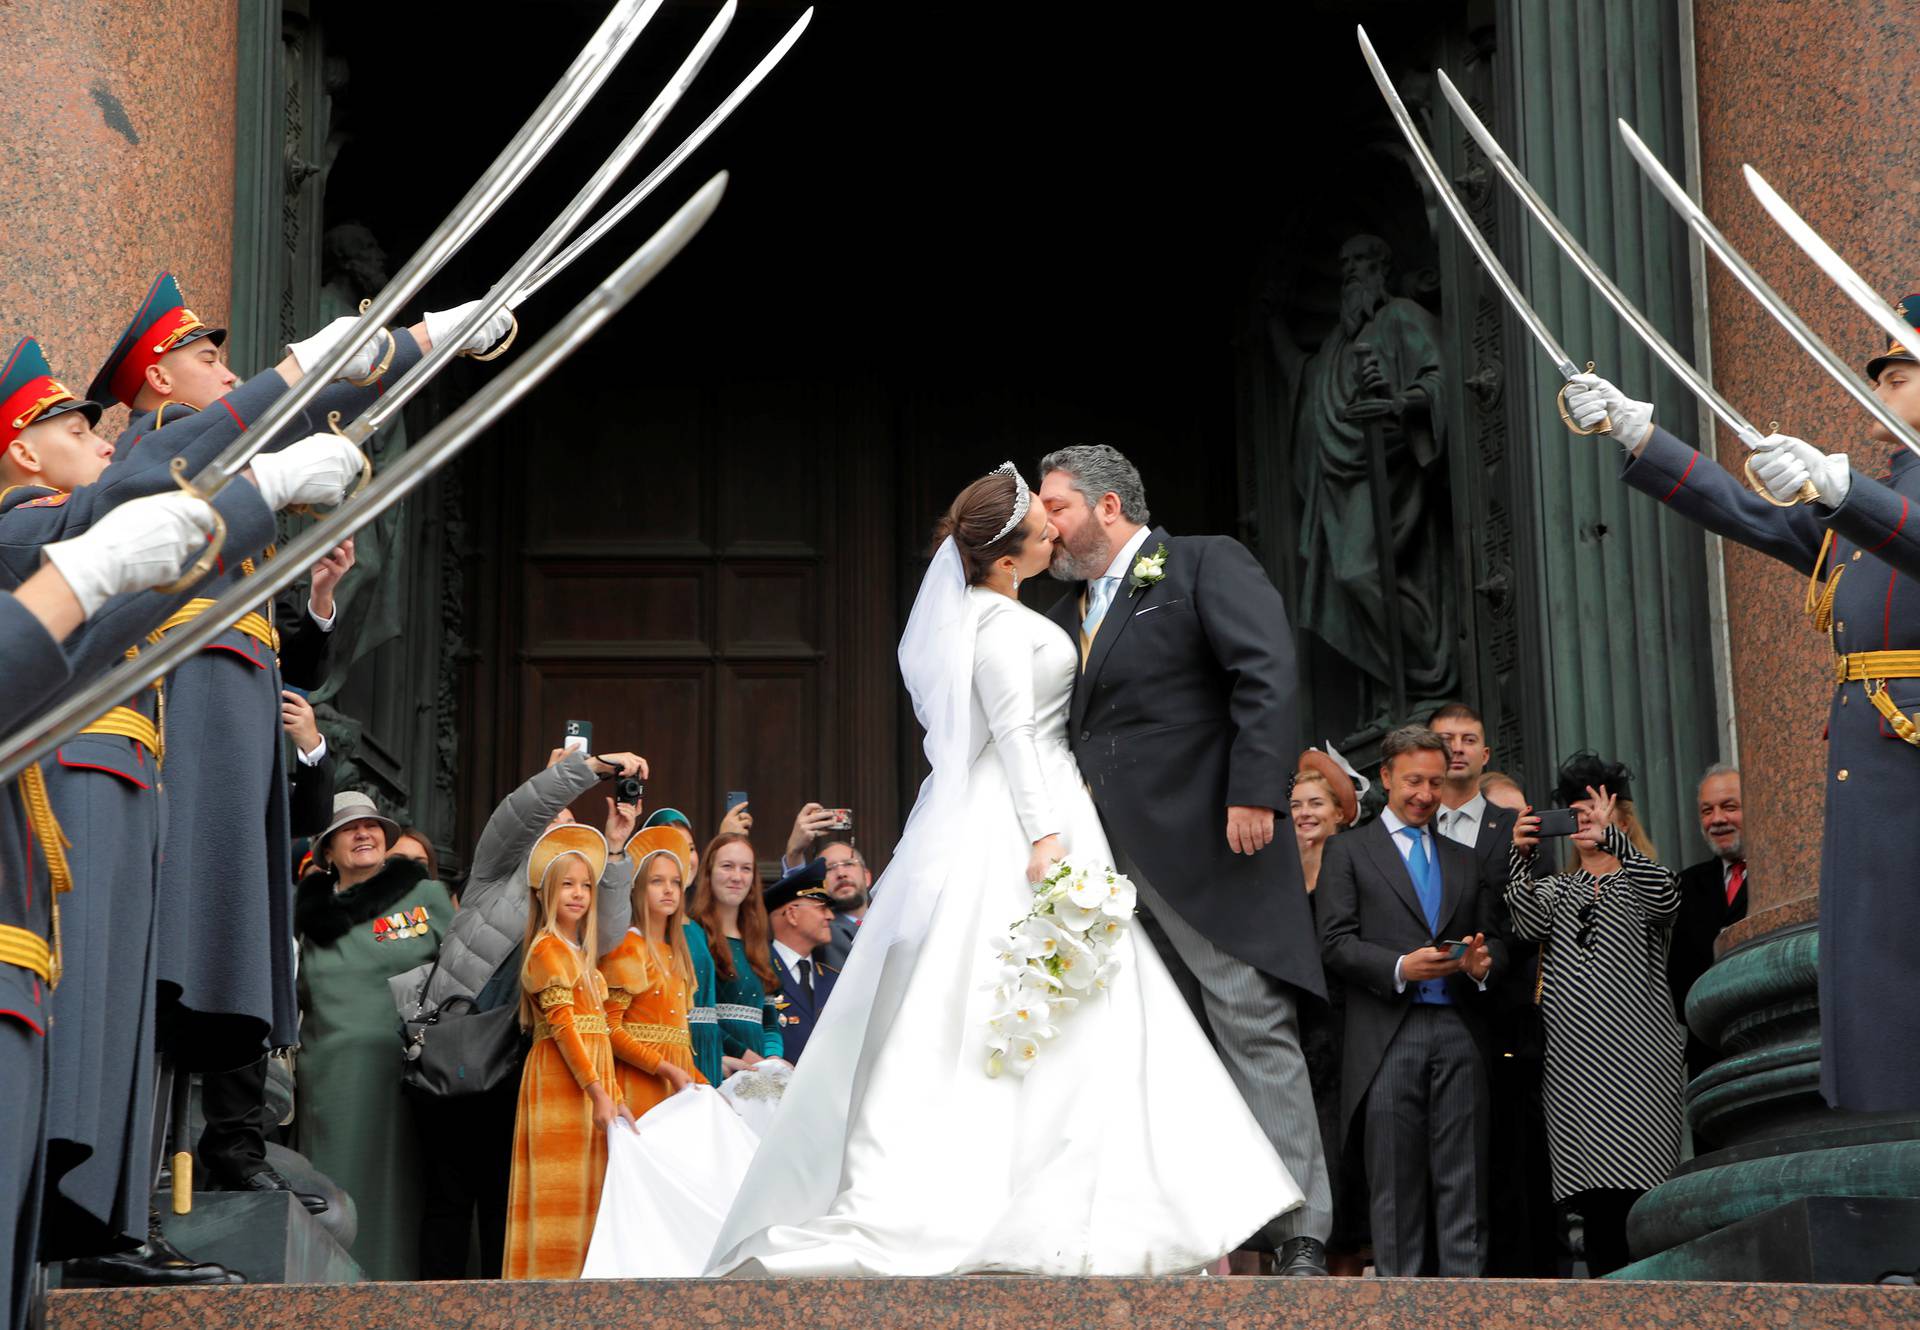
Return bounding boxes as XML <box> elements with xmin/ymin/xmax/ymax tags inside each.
<box><xmin>400</xmin><ymin>958</ymin><xmax>529</xmax><ymax>1098</ymax></box>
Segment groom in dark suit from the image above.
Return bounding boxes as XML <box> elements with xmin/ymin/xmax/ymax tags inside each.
<box><xmin>1039</xmin><ymin>444</ymin><xmax>1332</xmax><ymax>1276</ymax></box>
<box><xmin>1317</xmin><ymin>725</ymin><xmax>1506</xmax><ymax>1276</ymax></box>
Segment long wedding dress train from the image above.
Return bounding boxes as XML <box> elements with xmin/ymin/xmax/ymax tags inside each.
<box><xmin>703</xmin><ymin>571</ymin><xmax>1301</xmax><ymax>1277</ymax></box>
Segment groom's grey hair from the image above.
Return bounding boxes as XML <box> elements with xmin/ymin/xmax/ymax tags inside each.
<box><xmin>1038</xmin><ymin>444</ymin><xmax>1151</xmax><ymax>526</ymax></box>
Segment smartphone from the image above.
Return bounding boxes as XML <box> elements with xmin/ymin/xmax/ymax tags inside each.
<box><xmin>725</xmin><ymin>790</ymin><xmax>751</xmax><ymax>815</ymax></box>
<box><xmin>1436</xmin><ymin>938</ymin><xmax>1473</xmax><ymax>960</ymax></box>
<box><xmin>824</xmin><ymin>808</ymin><xmax>854</xmax><ymax>832</ymax></box>
<box><xmin>563</xmin><ymin>719</ymin><xmax>593</xmax><ymax>755</ymax></box>
<box><xmin>1534</xmin><ymin>807</ymin><xmax>1580</xmax><ymax>838</ymax></box>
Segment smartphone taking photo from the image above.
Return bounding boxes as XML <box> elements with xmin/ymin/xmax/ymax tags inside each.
<box><xmin>563</xmin><ymin>719</ymin><xmax>593</xmax><ymax>756</ymax></box>
<box><xmin>1534</xmin><ymin>807</ymin><xmax>1580</xmax><ymax>838</ymax></box>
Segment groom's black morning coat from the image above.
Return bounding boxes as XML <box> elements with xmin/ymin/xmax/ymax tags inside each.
<box><xmin>1048</xmin><ymin>528</ymin><xmax>1326</xmax><ymax>1001</ymax></box>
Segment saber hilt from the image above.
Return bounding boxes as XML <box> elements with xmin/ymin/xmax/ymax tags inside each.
<box><xmin>1556</xmin><ymin>363</ymin><xmax>1614</xmax><ymax>436</ymax></box>
<box><xmin>155</xmin><ymin>456</ymin><xmax>227</xmax><ymax>595</ymax></box>
<box><xmin>1740</xmin><ymin>422</ymin><xmax>1824</xmax><ymax>507</ymax></box>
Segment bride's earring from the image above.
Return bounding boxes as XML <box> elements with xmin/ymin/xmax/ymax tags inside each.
<box><xmin>1012</xmin><ymin>569</ymin><xmax>1021</xmax><ymax>592</ymax></box>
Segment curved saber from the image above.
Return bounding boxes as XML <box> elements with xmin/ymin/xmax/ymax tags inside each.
<box><xmin>332</xmin><ymin>0</ymin><xmax>739</xmax><ymax>446</ymax></box>
<box><xmin>179</xmin><ymin>0</ymin><xmax>665</xmax><ymax>493</ymax></box>
<box><xmin>0</xmin><ymin>175</ymin><xmax>729</xmax><ymax>787</ymax></box>
<box><xmin>1434</xmin><ymin>71</ymin><xmax>1766</xmax><ymax>450</ymax></box>
<box><xmin>1357</xmin><ymin>28</ymin><xmax>1582</xmax><ymax>383</ymax></box>
<box><xmin>515</xmin><ymin>7</ymin><xmax>814</xmax><ymax>307</ymax></box>
<box><xmin>1618</xmin><ymin>123</ymin><xmax>1920</xmax><ymax>462</ymax></box>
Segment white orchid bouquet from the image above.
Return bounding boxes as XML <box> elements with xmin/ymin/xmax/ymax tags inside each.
<box><xmin>984</xmin><ymin>855</ymin><xmax>1137</xmax><ymax>1078</ymax></box>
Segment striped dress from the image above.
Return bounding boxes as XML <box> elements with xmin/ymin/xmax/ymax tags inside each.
<box><xmin>504</xmin><ymin>934</ymin><xmax>620</xmax><ymax>1279</ymax></box>
<box><xmin>1505</xmin><ymin>826</ymin><xmax>1686</xmax><ymax>1200</ymax></box>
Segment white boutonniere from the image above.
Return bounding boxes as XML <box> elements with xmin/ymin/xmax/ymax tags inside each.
<box><xmin>1126</xmin><ymin>543</ymin><xmax>1168</xmax><ymax>598</ymax></box>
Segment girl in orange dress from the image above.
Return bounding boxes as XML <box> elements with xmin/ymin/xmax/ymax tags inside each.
<box><xmin>602</xmin><ymin>829</ymin><xmax>705</xmax><ymax>1118</ymax></box>
<box><xmin>504</xmin><ymin>824</ymin><xmax>631</xmax><ymax>1280</ymax></box>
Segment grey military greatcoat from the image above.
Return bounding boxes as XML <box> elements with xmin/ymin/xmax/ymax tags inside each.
<box><xmin>1622</xmin><ymin>426</ymin><xmax>1920</xmax><ymax>1111</ymax></box>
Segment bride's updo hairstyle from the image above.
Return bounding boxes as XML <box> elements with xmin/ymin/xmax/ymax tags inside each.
<box><xmin>932</xmin><ymin>464</ymin><xmax>1031</xmax><ymax>585</ymax></box>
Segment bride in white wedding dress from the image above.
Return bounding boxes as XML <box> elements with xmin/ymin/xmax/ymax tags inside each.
<box><xmin>704</xmin><ymin>463</ymin><xmax>1300</xmax><ymax>1277</ymax></box>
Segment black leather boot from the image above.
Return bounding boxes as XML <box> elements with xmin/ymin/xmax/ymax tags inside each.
<box><xmin>61</xmin><ymin>1206</ymin><xmax>246</xmax><ymax>1287</ymax></box>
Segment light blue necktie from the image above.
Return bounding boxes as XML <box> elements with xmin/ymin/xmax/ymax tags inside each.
<box><xmin>1082</xmin><ymin>575</ymin><xmax>1120</xmax><ymax>637</ymax></box>
<box><xmin>1398</xmin><ymin>824</ymin><xmax>1439</xmax><ymax>933</ymax></box>
<box><xmin>1398</xmin><ymin>825</ymin><xmax>1450</xmax><ymax>1005</ymax></box>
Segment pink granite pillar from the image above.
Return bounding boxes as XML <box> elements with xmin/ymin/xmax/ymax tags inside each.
<box><xmin>0</xmin><ymin>0</ymin><xmax>238</xmax><ymax>436</ymax></box>
<box><xmin>1693</xmin><ymin>0</ymin><xmax>1920</xmax><ymax>949</ymax></box>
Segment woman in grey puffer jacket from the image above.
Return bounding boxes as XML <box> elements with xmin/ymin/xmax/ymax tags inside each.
<box><xmin>388</xmin><ymin>746</ymin><xmax>644</xmax><ymax>1279</ymax></box>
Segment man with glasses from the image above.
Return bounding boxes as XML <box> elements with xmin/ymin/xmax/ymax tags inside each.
<box><xmin>815</xmin><ymin>840</ymin><xmax>869</xmax><ymax>970</ymax></box>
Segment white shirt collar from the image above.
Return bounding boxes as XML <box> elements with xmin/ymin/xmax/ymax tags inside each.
<box><xmin>1435</xmin><ymin>793</ymin><xmax>1487</xmax><ymax>845</ymax></box>
<box><xmin>1098</xmin><ymin>525</ymin><xmax>1154</xmax><ymax>583</ymax></box>
<box><xmin>771</xmin><ymin>939</ymin><xmax>810</xmax><ymax>974</ymax></box>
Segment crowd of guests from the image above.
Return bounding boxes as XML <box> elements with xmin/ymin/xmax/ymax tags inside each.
<box><xmin>270</xmin><ymin>696</ymin><xmax>1747</xmax><ymax>1285</ymax></box>
<box><xmin>1292</xmin><ymin>705</ymin><xmax>1749</xmax><ymax>1278</ymax></box>
<box><xmin>279</xmin><ymin>726</ymin><xmax>865</xmax><ymax>1282</ymax></box>
<box><xmin>91</xmin><ymin>530</ymin><xmax>1744</xmax><ymax>1286</ymax></box>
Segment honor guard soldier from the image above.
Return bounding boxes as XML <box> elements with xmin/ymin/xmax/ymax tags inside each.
<box><xmin>0</xmin><ymin>489</ymin><xmax>230</xmax><ymax>1330</ymax></box>
<box><xmin>763</xmin><ymin>861</ymin><xmax>839</xmax><ymax>1065</ymax></box>
<box><xmin>82</xmin><ymin>273</ymin><xmax>506</xmax><ymax>1222</ymax></box>
<box><xmin>0</xmin><ymin>335</ymin><xmax>371</xmax><ymax>1286</ymax></box>
<box><xmin>1564</xmin><ymin>296</ymin><xmax>1920</xmax><ymax>1114</ymax></box>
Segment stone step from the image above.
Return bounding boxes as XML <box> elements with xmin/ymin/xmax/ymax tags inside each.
<box><xmin>157</xmin><ymin>1190</ymin><xmax>361</xmax><ymax>1286</ymax></box>
<box><xmin>43</xmin><ymin>1275</ymin><xmax>1918</xmax><ymax>1330</ymax></box>
<box><xmin>1618</xmin><ymin>1195</ymin><xmax>1920</xmax><ymax>1283</ymax></box>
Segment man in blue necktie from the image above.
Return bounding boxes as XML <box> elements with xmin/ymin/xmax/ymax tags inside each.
<box><xmin>1317</xmin><ymin>725</ymin><xmax>1506</xmax><ymax>1276</ymax></box>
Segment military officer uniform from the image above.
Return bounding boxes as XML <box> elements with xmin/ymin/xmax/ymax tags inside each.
<box><xmin>764</xmin><ymin>864</ymin><xmax>838</xmax><ymax>1066</ymax></box>
<box><xmin>0</xmin><ymin>335</ymin><xmax>296</xmax><ymax>1261</ymax></box>
<box><xmin>85</xmin><ymin>274</ymin><xmax>420</xmax><ymax>1073</ymax></box>
<box><xmin>1600</xmin><ymin>307</ymin><xmax>1920</xmax><ymax>1112</ymax></box>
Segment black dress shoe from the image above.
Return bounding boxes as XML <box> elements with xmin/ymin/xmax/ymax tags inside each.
<box><xmin>62</xmin><ymin>1209</ymin><xmax>245</xmax><ymax>1287</ymax></box>
<box><xmin>1275</xmin><ymin>1236</ymin><xmax>1330</xmax><ymax>1277</ymax></box>
<box><xmin>226</xmin><ymin>1167</ymin><xmax>329</xmax><ymax>1215</ymax></box>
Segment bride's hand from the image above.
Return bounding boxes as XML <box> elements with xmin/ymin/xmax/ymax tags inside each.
<box><xmin>1028</xmin><ymin>833</ymin><xmax>1064</xmax><ymax>884</ymax></box>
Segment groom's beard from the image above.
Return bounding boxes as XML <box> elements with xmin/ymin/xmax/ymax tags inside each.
<box><xmin>1048</xmin><ymin>522</ymin><xmax>1113</xmax><ymax>582</ymax></box>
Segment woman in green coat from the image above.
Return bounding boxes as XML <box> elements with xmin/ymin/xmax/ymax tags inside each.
<box><xmin>294</xmin><ymin>792</ymin><xmax>454</xmax><ymax>1281</ymax></box>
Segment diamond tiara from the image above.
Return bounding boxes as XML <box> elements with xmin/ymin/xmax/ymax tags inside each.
<box><xmin>989</xmin><ymin>461</ymin><xmax>1031</xmax><ymax>544</ymax></box>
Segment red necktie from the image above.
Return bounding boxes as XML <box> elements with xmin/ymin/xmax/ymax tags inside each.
<box><xmin>1726</xmin><ymin>861</ymin><xmax>1746</xmax><ymax>907</ymax></box>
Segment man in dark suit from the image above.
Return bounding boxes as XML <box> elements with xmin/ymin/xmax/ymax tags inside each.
<box><xmin>765</xmin><ymin>862</ymin><xmax>839</xmax><ymax>1065</ymax></box>
<box><xmin>1428</xmin><ymin>702</ymin><xmax>1556</xmax><ymax>1276</ymax></box>
<box><xmin>1040</xmin><ymin>444</ymin><xmax>1331</xmax><ymax>1276</ymax></box>
<box><xmin>1318</xmin><ymin>725</ymin><xmax>1506</xmax><ymax>1276</ymax></box>
<box><xmin>1671</xmin><ymin>764</ymin><xmax>1749</xmax><ymax>1080</ymax></box>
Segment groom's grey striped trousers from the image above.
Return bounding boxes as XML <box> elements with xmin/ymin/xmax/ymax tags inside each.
<box><xmin>1113</xmin><ymin>845</ymin><xmax>1333</xmax><ymax>1247</ymax></box>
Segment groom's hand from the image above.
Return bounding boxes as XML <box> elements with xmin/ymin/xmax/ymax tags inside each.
<box><xmin>1225</xmin><ymin>805</ymin><xmax>1276</xmax><ymax>855</ymax></box>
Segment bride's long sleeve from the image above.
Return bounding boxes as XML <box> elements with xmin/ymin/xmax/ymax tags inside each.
<box><xmin>973</xmin><ymin>608</ymin><xmax>1062</xmax><ymax>846</ymax></box>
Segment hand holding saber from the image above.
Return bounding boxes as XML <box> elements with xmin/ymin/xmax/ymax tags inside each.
<box><xmin>1427</xmin><ymin>67</ymin><xmax>1820</xmax><ymax>503</ymax></box>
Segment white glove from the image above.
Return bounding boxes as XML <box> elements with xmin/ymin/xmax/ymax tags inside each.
<box><xmin>287</xmin><ymin>315</ymin><xmax>384</xmax><ymax>381</ymax></box>
<box><xmin>1562</xmin><ymin>373</ymin><xmax>1654</xmax><ymax>450</ymax></box>
<box><xmin>249</xmin><ymin>434</ymin><xmax>369</xmax><ymax>511</ymax></box>
<box><xmin>1751</xmin><ymin>433</ymin><xmax>1850</xmax><ymax>507</ymax></box>
<box><xmin>43</xmin><ymin>492</ymin><xmax>219</xmax><ymax>618</ymax></box>
<box><xmin>424</xmin><ymin>300</ymin><xmax>513</xmax><ymax>357</ymax></box>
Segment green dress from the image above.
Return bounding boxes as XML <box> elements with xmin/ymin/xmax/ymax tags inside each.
<box><xmin>294</xmin><ymin>861</ymin><xmax>453</xmax><ymax>1281</ymax></box>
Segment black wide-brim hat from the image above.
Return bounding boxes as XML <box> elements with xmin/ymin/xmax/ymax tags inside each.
<box><xmin>1551</xmin><ymin>750</ymin><xmax>1633</xmax><ymax>808</ymax></box>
